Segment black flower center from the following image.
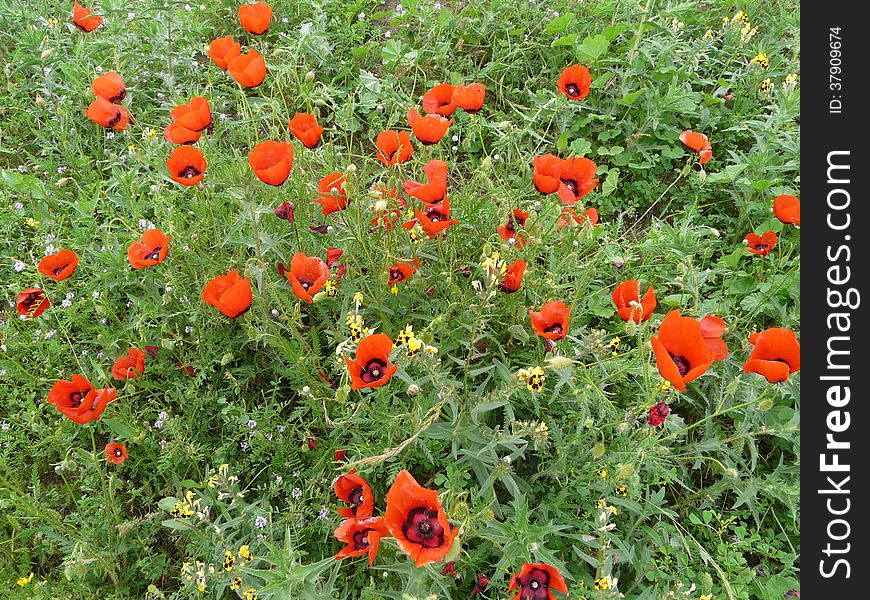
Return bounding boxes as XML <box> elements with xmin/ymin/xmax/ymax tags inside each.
<box><xmin>69</xmin><ymin>389</ymin><xmax>89</xmax><ymax>408</ymax></box>
<box><xmin>352</xmin><ymin>529</ymin><xmax>371</xmax><ymax>550</ymax></box>
<box><xmin>361</xmin><ymin>358</ymin><xmax>388</xmax><ymax>383</ymax></box>
<box><xmin>566</xmin><ymin>83</ymin><xmax>581</xmax><ymax>97</ymax></box>
<box><xmin>179</xmin><ymin>165</ymin><xmax>201</xmax><ymax>178</ymax></box>
<box><xmin>519</xmin><ymin>569</ymin><xmax>551</xmax><ymax>600</ymax></box>
<box><xmin>299</xmin><ymin>279</ymin><xmax>312</xmax><ymax>291</ymax></box>
<box><xmin>402</xmin><ymin>507</ymin><xmax>445</xmax><ymax>548</ymax></box>
<box><xmin>388</xmin><ymin>268</ymin><xmax>405</xmax><ymax>284</ymax></box>
<box><xmin>53</xmin><ymin>265</ymin><xmax>68</xmax><ymax>276</ymax></box>
<box><xmin>114</xmin><ymin>448</ymin><xmax>123</xmax><ymax>457</ymax></box>
<box><xmin>21</xmin><ymin>292</ymin><xmax>39</xmax><ymax>306</ymax></box>
<box><xmin>753</xmin><ymin>243</ymin><xmax>769</xmax><ymax>252</ymax></box>
<box><xmin>426</xmin><ymin>208</ymin><xmax>449</xmax><ymax>222</ymax></box>
<box><xmin>145</xmin><ymin>247</ymin><xmax>162</xmax><ymax>261</ymax></box>
<box><xmin>107</xmin><ymin>110</ymin><xmax>122</xmax><ymax>128</ymax></box>
<box><xmin>544</xmin><ymin>323</ymin><xmax>563</xmax><ymax>335</ymax></box>
<box><xmin>562</xmin><ymin>178</ymin><xmax>579</xmax><ymax>195</ymax></box>
<box><xmin>348</xmin><ymin>486</ymin><xmax>365</xmax><ymax>514</ymax></box>
<box><xmin>670</xmin><ymin>354</ymin><xmax>691</xmax><ymax>376</ymax></box>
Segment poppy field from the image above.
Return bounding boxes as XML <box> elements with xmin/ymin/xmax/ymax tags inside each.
<box><xmin>0</xmin><ymin>1</ymin><xmax>800</xmax><ymax>599</ymax></box>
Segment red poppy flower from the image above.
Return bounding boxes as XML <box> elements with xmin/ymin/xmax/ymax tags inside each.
<box><xmin>333</xmin><ymin>471</ymin><xmax>375</xmax><ymax>519</ymax></box>
<box><xmin>497</xmin><ymin>209</ymin><xmax>530</xmax><ymax>246</ymax></box>
<box><xmin>650</xmin><ymin>310</ymin><xmax>715</xmax><ymax>392</ymax></box>
<box><xmin>558</xmin><ymin>207</ymin><xmax>599</xmax><ymax>229</ymax></box>
<box><xmin>167</xmin><ymin>146</ymin><xmax>206</xmax><ymax>186</ymax></box>
<box><xmin>700</xmin><ymin>315</ymin><xmax>728</xmax><ymax>361</ymax></box>
<box><xmin>85</xmin><ymin>97</ymin><xmax>131</xmax><ymax>130</ymax></box>
<box><xmin>345</xmin><ymin>333</ymin><xmax>397</xmax><ymax>390</ymax></box>
<box><xmin>648</xmin><ymin>402</ymin><xmax>670</xmax><ymax>427</ymax></box>
<box><xmin>128</xmin><ymin>228</ymin><xmax>169</xmax><ymax>269</ymax></box>
<box><xmin>238</xmin><ymin>1</ymin><xmax>272</xmax><ymax>34</ymax></box>
<box><xmin>248</xmin><ymin>140</ymin><xmax>293</xmax><ymax>186</ymax></box>
<box><xmin>208</xmin><ymin>36</ymin><xmax>241</xmax><ymax>70</ymax></box>
<box><xmin>413</xmin><ymin>197</ymin><xmax>459</xmax><ymax>238</ymax></box>
<box><xmin>529</xmin><ymin>301</ymin><xmax>571</xmax><ymax>341</ymax></box>
<box><xmin>557</xmin><ymin>64</ymin><xmax>591</xmax><ymax>101</ymax></box>
<box><xmin>287</xmin><ymin>252</ymin><xmax>329</xmax><ymax>304</ymax></box>
<box><xmin>112</xmin><ymin>348</ymin><xmax>145</xmax><ymax>380</ymax></box>
<box><xmin>743</xmin><ymin>328</ymin><xmax>800</xmax><ymax>383</ymax></box>
<box><xmin>474</xmin><ymin>573</ymin><xmax>490</xmax><ymax>595</ymax></box>
<box><xmin>202</xmin><ymin>270</ymin><xmax>253</xmax><ymax>318</ymax></box>
<box><xmin>499</xmin><ymin>260</ymin><xmax>526</xmax><ymax>293</ymax></box>
<box><xmin>326</xmin><ymin>247</ymin><xmax>343</xmax><ymax>268</ymax></box>
<box><xmin>533</xmin><ymin>154</ymin><xmax>563</xmax><ymax>194</ymax></box>
<box><xmin>408</xmin><ymin>109</ymin><xmax>452</xmax><ymax>145</ymax></box>
<box><xmin>228</xmin><ymin>50</ymin><xmax>267</xmax><ymax>88</ymax></box>
<box><xmin>384</xmin><ymin>470</ymin><xmax>457</xmax><ymax>566</ymax></box>
<box><xmin>388</xmin><ymin>259</ymin><xmax>419</xmax><ymax>285</ymax></box>
<box><xmin>334</xmin><ymin>517</ymin><xmax>389</xmax><ymax>566</ymax></box>
<box><xmin>745</xmin><ymin>230</ymin><xmax>777</xmax><ymax>256</ymax></box>
<box><xmin>611</xmin><ymin>280</ymin><xmax>656</xmax><ymax>323</ymax></box>
<box><xmin>73</xmin><ymin>1</ymin><xmax>102</xmax><ymax>32</ymax></box>
<box><xmin>403</xmin><ymin>160</ymin><xmax>448</xmax><ymax>203</ymax></box>
<box><xmin>104</xmin><ymin>442</ymin><xmax>128</xmax><ymax>464</ymax></box>
<box><xmin>557</xmin><ymin>157</ymin><xmax>598</xmax><ymax>205</ymax></box>
<box><xmin>170</xmin><ymin>96</ymin><xmax>212</xmax><ymax>134</ymax></box>
<box><xmin>773</xmin><ymin>195</ymin><xmax>800</xmax><ymax>227</ymax></box>
<box><xmin>451</xmin><ymin>83</ymin><xmax>486</xmax><ymax>113</ymax></box>
<box><xmin>47</xmin><ymin>374</ymin><xmax>116</xmax><ymax>425</ymax></box>
<box><xmin>163</xmin><ymin>122</ymin><xmax>201</xmax><ymax>144</ymax></box>
<box><xmin>92</xmin><ymin>72</ymin><xmax>126</xmax><ymax>103</ymax></box>
<box><xmin>17</xmin><ymin>287</ymin><xmax>50</xmax><ymax>318</ymax></box>
<box><xmin>375</xmin><ymin>130</ymin><xmax>413</xmax><ymax>166</ymax></box>
<box><xmin>289</xmin><ymin>113</ymin><xmax>324</xmax><ymax>148</ymax></box>
<box><xmin>680</xmin><ymin>130</ymin><xmax>712</xmax><ymax>165</ymax></box>
<box><xmin>312</xmin><ymin>172</ymin><xmax>349</xmax><ymax>215</ymax></box>
<box><xmin>422</xmin><ymin>83</ymin><xmax>457</xmax><ymax>116</ymax></box>
<box><xmin>508</xmin><ymin>563</ymin><xmax>568</xmax><ymax>600</ymax></box>
<box><xmin>38</xmin><ymin>249</ymin><xmax>79</xmax><ymax>281</ymax></box>
<box><xmin>275</xmin><ymin>200</ymin><xmax>295</xmax><ymax>222</ymax></box>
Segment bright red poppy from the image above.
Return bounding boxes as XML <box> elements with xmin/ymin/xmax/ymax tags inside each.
<box><xmin>403</xmin><ymin>160</ymin><xmax>448</xmax><ymax>204</ymax></box>
<box><xmin>202</xmin><ymin>270</ymin><xmax>253</xmax><ymax>318</ymax></box>
<box><xmin>38</xmin><ymin>249</ymin><xmax>79</xmax><ymax>281</ymax></box>
<box><xmin>743</xmin><ymin>328</ymin><xmax>800</xmax><ymax>382</ymax></box>
<box><xmin>128</xmin><ymin>228</ymin><xmax>169</xmax><ymax>269</ymax></box>
<box><xmin>238</xmin><ymin>1</ymin><xmax>272</xmax><ymax>34</ymax></box>
<box><xmin>208</xmin><ymin>36</ymin><xmax>241</xmax><ymax>70</ymax></box>
<box><xmin>451</xmin><ymin>83</ymin><xmax>486</xmax><ymax>113</ymax></box>
<box><xmin>47</xmin><ymin>374</ymin><xmax>116</xmax><ymax>425</ymax></box>
<box><xmin>499</xmin><ymin>260</ymin><xmax>526</xmax><ymax>293</ymax></box>
<box><xmin>533</xmin><ymin>154</ymin><xmax>563</xmax><ymax>194</ymax></box>
<box><xmin>228</xmin><ymin>50</ymin><xmax>267</xmax><ymax>88</ymax></box>
<box><xmin>104</xmin><ymin>442</ymin><xmax>128</xmax><ymax>464</ymax></box>
<box><xmin>612</xmin><ymin>280</ymin><xmax>656</xmax><ymax>323</ymax></box>
<box><xmin>333</xmin><ymin>471</ymin><xmax>375</xmax><ymax>519</ymax></box>
<box><xmin>248</xmin><ymin>140</ymin><xmax>293</xmax><ymax>186</ymax></box>
<box><xmin>412</xmin><ymin>197</ymin><xmax>459</xmax><ymax>238</ymax></box>
<box><xmin>167</xmin><ymin>146</ymin><xmax>206</xmax><ymax>186</ymax></box>
<box><xmin>680</xmin><ymin>130</ymin><xmax>712</xmax><ymax>165</ymax></box>
<box><xmin>388</xmin><ymin>259</ymin><xmax>419</xmax><ymax>285</ymax></box>
<box><xmin>700</xmin><ymin>315</ymin><xmax>729</xmax><ymax>361</ymax></box>
<box><xmin>287</xmin><ymin>252</ymin><xmax>330</xmax><ymax>303</ymax></box>
<box><xmin>17</xmin><ymin>288</ymin><xmax>50</xmax><ymax>318</ymax></box>
<box><xmin>557</xmin><ymin>157</ymin><xmax>598</xmax><ymax>205</ymax></box>
<box><xmin>112</xmin><ymin>348</ymin><xmax>145</xmax><ymax>380</ymax></box>
<box><xmin>529</xmin><ymin>301</ymin><xmax>570</xmax><ymax>340</ymax></box>
<box><xmin>384</xmin><ymin>470</ymin><xmax>457</xmax><ymax>566</ymax></box>
<box><xmin>508</xmin><ymin>563</ymin><xmax>568</xmax><ymax>600</ymax></box>
<box><xmin>773</xmin><ymin>195</ymin><xmax>800</xmax><ymax>227</ymax></box>
<box><xmin>85</xmin><ymin>97</ymin><xmax>131</xmax><ymax>130</ymax></box>
<box><xmin>557</xmin><ymin>65</ymin><xmax>591</xmax><ymax>101</ymax></box>
<box><xmin>170</xmin><ymin>96</ymin><xmax>212</xmax><ymax>134</ymax></box>
<box><xmin>288</xmin><ymin>113</ymin><xmax>324</xmax><ymax>148</ymax></box>
<box><xmin>497</xmin><ymin>209</ymin><xmax>530</xmax><ymax>246</ymax></box>
<box><xmin>422</xmin><ymin>83</ymin><xmax>456</xmax><ymax>116</ymax></box>
<box><xmin>375</xmin><ymin>130</ymin><xmax>413</xmax><ymax>166</ymax></box>
<box><xmin>92</xmin><ymin>72</ymin><xmax>126</xmax><ymax>103</ymax></box>
<box><xmin>314</xmin><ymin>172</ymin><xmax>349</xmax><ymax>215</ymax></box>
<box><xmin>334</xmin><ymin>517</ymin><xmax>389</xmax><ymax>566</ymax></box>
<box><xmin>745</xmin><ymin>231</ymin><xmax>777</xmax><ymax>256</ymax></box>
<box><xmin>326</xmin><ymin>247</ymin><xmax>343</xmax><ymax>268</ymax></box>
<box><xmin>408</xmin><ymin>109</ymin><xmax>452</xmax><ymax>145</ymax></box>
<box><xmin>163</xmin><ymin>122</ymin><xmax>201</xmax><ymax>144</ymax></box>
<box><xmin>73</xmin><ymin>1</ymin><xmax>102</xmax><ymax>32</ymax></box>
<box><xmin>345</xmin><ymin>333</ymin><xmax>397</xmax><ymax>390</ymax></box>
<box><xmin>650</xmin><ymin>310</ymin><xmax>715</xmax><ymax>392</ymax></box>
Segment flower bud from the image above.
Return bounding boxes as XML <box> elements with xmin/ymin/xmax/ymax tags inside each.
<box><xmin>304</xmin><ymin>70</ymin><xmax>316</xmax><ymax>83</ymax></box>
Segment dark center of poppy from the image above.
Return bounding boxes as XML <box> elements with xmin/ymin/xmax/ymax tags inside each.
<box><xmin>107</xmin><ymin>110</ymin><xmax>122</xmax><ymax>128</ymax></box>
<box><xmin>753</xmin><ymin>243</ymin><xmax>769</xmax><ymax>252</ymax></box>
<box><xmin>388</xmin><ymin>268</ymin><xmax>404</xmax><ymax>284</ymax></box>
<box><xmin>347</xmin><ymin>486</ymin><xmax>365</xmax><ymax>514</ymax></box>
<box><xmin>53</xmin><ymin>265</ymin><xmax>68</xmax><ymax>276</ymax></box>
<box><xmin>544</xmin><ymin>323</ymin><xmax>563</xmax><ymax>335</ymax></box>
<box><xmin>69</xmin><ymin>389</ymin><xmax>89</xmax><ymax>408</ymax></box>
<box><xmin>519</xmin><ymin>568</ymin><xmax>551</xmax><ymax>600</ymax></box>
<box><xmin>352</xmin><ymin>529</ymin><xmax>371</xmax><ymax>550</ymax></box>
<box><xmin>670</xmin><ymin>354</ymin><xmax>691</xmax><ymax>376</ymax></box>
<box><xmin>114</xmin><ymin>448</ymin><xmax>124</xmax><ymax>457</ymax></box>
<box><xmin>179</xmin><ymin>165</ymin><xmax>201</xmax><ymax>178</ymax></box>
<box><xmin>566</xmin><ymin>83</ymin><xmax>581</xmax><ymax>97</ymax></box>
<box><xmin>299</xmin><ymin>279</ymin><xmax>312</xmax><ymax>291</ymax></box>
<box><xmin>402</xmin><ymin>507</ymin><xmax>445</xmax><ymax>548</ymax></box>
<box><xmin>110</xmin><ymin>88</ymin><xmax>126</xmax><ymax>103</ymax></box>
<box><xmin>145</xmin><ymin>247</ymin><xmax>162</xmax><ymax>261</ymax></box>
<box><xmin>21</xmin><ymin>292</ymin><xmax>39</xmax><ymax>306</ymax></box>
<box><xmin>426</xmin><ymin>208</ymin><xmax>449</xmax><ymax>222</ymax></box>
<box><xmin>360</xmin><ymin>358</ymin><xmax>388</xmax><ymax>383</ymax></box>
<box><xmin>562</xmin><ymin>178</ymin><xmax>579</xmax><ymax>195</ymax></box>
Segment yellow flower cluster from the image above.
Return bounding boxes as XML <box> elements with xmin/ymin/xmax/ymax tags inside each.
<box><xmin>750</xmin><ymin>52</ymin><xmax>770</xmax><ymax>69</ymax></box>
<box><xmin>517</xmin><ymin>366</ymin><xmax>545</xmax><ymax>392</ymax></box>
<box><xmin>395</xmin><ymin>324</ymin><xmax>438</xmax><ymax>357</ymax></box>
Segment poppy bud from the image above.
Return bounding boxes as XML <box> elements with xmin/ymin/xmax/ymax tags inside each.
<box><xmin>346</xmin><ymin>163</ymin><xmax>357</xmax><ymax>174</ymax></box>
<box><xmin>334</xmin><ymin>449</ymin><xmax>346</xmax><ymax>462</ymax></box>
<box><xmin>314</xmin><ymin>98</ymin><xmax>327</xmax><ymax>107</ymax></box>
<box><xmin>407</xmin><ymin>384</ymin><xmax>420</xmax><ymax>397</ymax></box>
<box><xmin>304</xmin><ymin>70</ymin><xmax>316</xmax><ymax>83</ymax></box>
<box><xmin>480</xmin><ymin>156</ymin><xmax>492</xmax><ymax>169</ymax></box>
<box><xmin>55</xmin><ymin>177</ymin><xmax>71</xmax><ymax>188</ymax></box>
<box><xmin>648</xmin><ymin>402</ymin><xmax>670</xmax><ymax>427</ymax></box>
<box><xmin>41</xmin><ymin>49</ymin><xmax>53</xmax><ymax>59</ymax></box>
<box><xmin>307</xmin><ymin>436</ymin><xmax>317</xmax><ymax>451</ymax></box>
<box><xmin>35</xmin><ymin>95</ymin><xmax>46</xmax><ymax>108</ymax></box>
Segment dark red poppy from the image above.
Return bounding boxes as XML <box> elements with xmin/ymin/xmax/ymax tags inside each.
<box><xmin>208</xmin><ymin>36</ymin><xmax>241</xmax><ymax>70</ymax></box>
<box><xmin>422</xmin><ymin>83</ymin><xmax>456</xmax><ymax>116</ymax></box>
<box><xmin>17</xmin><ymin>287</ymin><xmax>50</xmax><ymax>318</ymax></box>
<box><xmin>384</xmin><ymin>470</ymin><xmax>457</xmax><ymax>566</ymax></box>
<box><xmin>700</xmin><ymin>315</ymin><xmax>728</xmax><ymax>361</ymax></box>
<box><xmin>73</xmin><ymin>1</ymin><xmax>102</xmax><ymax>32</ymax></box>
<box><xmin>333</xmin><ymin>471</ymin><xmax>375</xmax><ymax>519</ymax></box>
<box><xmin>38</xmin><ymin>249</ymin><xmax>79</xmax><ymax>281</ymax></box>
<box><xmin>144</xmin><ymin>346</ymin><xmax>160</xmax><ymax>358</ymax></box>
<box><xmin>773</xmin><ymin>194</ymin><xmax>800</xmax><ymax>227</ymax></box>
<box><xmin>249</xmin><ymin>140</ymin><xmax>293</xmax><ymax>186</ymax></box>
<box><xmin>104</xmin><ymin>442</ymin><xmax>128</xmax><ymax>464</ymax></box>
<box><xmin>497</xmin><ymin>209</ymin><xmax>530</xmax><ymax>246</ymax></box>
<box><xmin>128</xmin><ymin>228</ymin><xmax>169</xmax><ymax>269</ymax></box>
<box><xmin>650</xmin><ymin>310</ymin><xmax>715</xmax><ymax>392</ymax></box>
<box><xmin>743</xmin><ymin>328</ymin><xmax>800</xmax><ymax>382</ymax></box>
<box><xmin>408</xmin><ymin>109</ymin><xmax>452</xmax><ymax>145</ymax></box>
<box><xmin>745</xmin><ymin>231</ymin><xmax>777</xmax><ymax>256</ymax></box>
<box><xmin>529</xmin><ymin>301</ymin><xmax>570</xmax><ymax>341</ymax></box>
<box><xmin>499</xmin><ymin>260</ymin><xmax>526</xmax><ymax>293</ymax></box>
<box><xmin>238</xmin><ymin>1</ymin><xmax>272</xmax><ymax>34</ymax></box>
<box><xmin>345</xmin><ymin>333</ymin><xmax>397</xmax><ymax>390</ymax></box>
<box><xmin>388</xmin><ymin>259</ymin><xmax>419</xmax><ymax>285</ymax></box>
<box><xmin>85</xmin><ymin>97</ymin><xmax>130</xmax><ymax>130</ymax></box>
<box><xmin>228</xmin><ymin>50</ymin><xmax>267</xmax><ymax>88</ymax></box>
<box><xmin>375</xmin><ymin>130</ymin><xmax>413</xmax><ymax>166</ymax></box>
<box><xmin>557</xmin><ymin>157</ymin><xmax>598</xmax><ymax>205</ymax></box>
<box><xmin>335</xmin><ymin>449</ymin><xmax>346</xmax><ymax>462</ymax></box>
<box><xmin>167</xmin><ymin>146</ymin><xmax>206</xmax><ymax>186</ymax></box>
<box><xmin>557</xmin><ymin>64</ymin><xmax>591</xmax><ymax>101</ymax></box>
<box><xmin>334</xmin><ymin>516</ymin><xmax>389</xmax><ymax>566</ymax></box>
<box><xmin>170</xmin><ymin>96</ymin><xmax>212</xmax><ymax>134</ymax></box>
<box><xmin>648</xmin><ymin>402</ymin><xmax>670</xmax><ymax>427</ymax></box>
<box><xmin>287</xmin><ymin>252</ymin><xmax>329</xmax><ymax>304</ymax></box>
<box><xmin>451</xmin><ymin>83</ymin><xmax>486</xmax><ymax>113</ymax></box>
<box><xmin>177</xmin><ymin>363</ymin><xmax>198</xmax><ymax>377</ymax></box>
<box><xmin>112</xmin><ymin>348</ymin><xmax>145</xmax><ymax>380</ymax></box>
<box><xmin>403</xmin><ymin>160</ymin><xmax>448</xmax><ymax>203</ymax></box>
<box><xmin>508</xmin><ymin>562</ymin><xmax>568</xmax><ymax>600</ymax></box>
<box><xmin>92</xmin><ymin>72</ymin><xmax>126</xmax><ymax>103</ymax></box>
<box><xmin>680</xmin><ymin>130</ymin><xmax>712</xmax><ymax>165</ymax></box>
<box><xmin>612</xmin><ymin>280</ymin><xmax>656</xmax><ymax>323</ymax></box>
<box><xmin>534</xmin><ymin>154</ymin><xmax>563</xmax><ymax>194</ymax></box>
<box><xmin>412</xmin><ymin>197</ymin><xmax>459</xmax><ymax>238</ymax></box>
<box><xmin>47</xmin><ymin>374</ymin><xmax>116</xmax><ymax>425</ymax></box>
<box><xmin>308</xmin><ymin>436</ymin><xmax>318</xmax><ymax>450</ymax></box>
<box><xmin>473</xmin><ymin>573</ymin><xmax>490</xmax><ymax>595</ymax></box>
<box><xmin>288</xmin><ymin>113</ymin><xmax>324</xmax><ymax>148</ymax></box>
<box><xmin>326</xmin><ymin>247</ymin><xmax>343</xmax><ymax>267</ymax></box>
<box><xmin>274</xmin><ymin>201</ymin><xmax>295</xmax><ymax>222</ymax></box>
<box><xmin>202</xmin><ymin>270</ymin><xmax>253</xmax><ymax>318</ymax></box>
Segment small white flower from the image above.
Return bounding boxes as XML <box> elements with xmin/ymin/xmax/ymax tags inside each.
<box><xmin>165</xmin><ymin>286</ymin><xmax>173</xmax><ymax>294</ymax></box>
<box><xmin>291</xmin><ymin>487</ymin><xmax>302</xmax><ymax>499</ymax></box>
<box><xmin>99</xmin><ymin>318</ymin><xmax>108</xmax><ymax>325</ymax></box>
<box><xmin>255</xmin><ymin>515</ymin><xmax>268</xmax><ymax>528</ymax></box>
<box><xmin>95</xmin><ymin>65</ymin><xmax>103</xmax><ymax>73</ymax></box>
<box><xmin>13</xmin><ymin>202</ymin><xmax>24</xmax><ymax>210</ymax></box>
<box><xmin>65</xmin><ymin>292</ymin><xmax>74</xmax><ymax>300</ymax></box>
<box><xmin>1</xmin><ymin>422</ymin><xmax>10</xmax><ymax>431</ymax></box>
<box><xmin>81</xmin><ymin>349</ymin><xmax>88</xmax><ymax>356</ymax></box>
<box><xmin>92</xmin><ymin>291</ymin><xmax>100</xmax><ymax>299</ymax></box>
<box><xmin>271</xmin><ymin>309</ymin><xmax>279</xmax><ymax>317</ymax></box>
<box><xmin>385</xmin><ymin>30</ymin><xmax>391</xmax><ymax>38</ymax></box>
<box><xmin>106</xmin><ymin>132</ymin><xmax>115</xmax><ymax>139</ymax></box>
<box><xmin>247</xmin><ymin>419</ymin><xmax>257</xmax><ymax>429</ymax></box>
<box><xmin>96</xmin><ymin>351</ymin><xmax>104</xmax><ymax>358</ymax></box>
<box><xmin>184</xmin><ymin>4</ymin><xmax>191</xmax><ymax>11</ymax></box>
<box><xmin>126</xmin><ymin>12</ymin><xmax>135</xmax><ymax>21</ymax></box>
<box><xmin>275</xmin><ymin>475</ymin><xmax>283</xmax><ymax>484</ymax></box>
<box><xmin>184</xmin><ymin>325</ymin><xmax>193</xmax><ymax>334</ymax></box>
<box><xmin>358</xmin><ymin>12</ymin><xmax>365</xmax><ymax>20</ymax></box>
<box><xmin>395</xmin><ymin>4</ymin><xmax>403</xmax><ymax>13</ymax></box>
<box><xmin>44</xmin><ymin>329</ymin><xmax>57</xmax><ymax>339</ymax></box>
<box><xmin>435</xmin><ymin>2</ymin><xmax>441</xmax><ymax>9</ymax></box>
<box><xmin>139</xmin><ymin>218</ymin><xmax>155</xmax><ymax>231</ymax></box>
<box><xmin>14</xmin><ymin>261</ymin><xmax>26</xmax><ymax>272</ymax></box>
<box><xmin>159</xmin><ymin>439</ymin><xmax>168</xmax><ymax>449</ymax></box>
<box><xmin>44</xmin><ymin>244</ymin><xmax>55</xmax><ymax>255</ymax></box>
<box><xmin>61</xmin><ymin>299</ymin><xmax>72</xmax><ymax>308</ymax></box>
<box><xmin>158</xmin><ymin>411</ymin><xmax>168</xmax><ymax>421</ymax></box>
<box><xmin>451</xmin><ymin>135</ymin><xmax>459</xmax><ymax>142</ymax></box>
<box><xmin>240</xmin><ymin>440</ymin><xmax>250</xmax><ymax>451</ymax></box>
<box><xmin>318</xmin><ymin>507</ymin><xmax>329</xmax><ymax>519</ymax></box>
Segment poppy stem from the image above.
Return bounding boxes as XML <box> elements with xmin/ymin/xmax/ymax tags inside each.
<box><xmin>628</xmin><ymin>0</ymin><xmax>655</xmax><ymax>65</ymax></box>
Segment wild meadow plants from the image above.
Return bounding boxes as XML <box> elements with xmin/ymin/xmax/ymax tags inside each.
<box><xmin>0</xmin><ymin>1</ymin><xmax>799</xmax><ymax>598</ymax></box>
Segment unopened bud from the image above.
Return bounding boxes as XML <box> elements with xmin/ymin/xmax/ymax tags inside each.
<box><xmin>35</xmin><ymin>95</ymin><xmax>46</xmax><ymax>108</ymax></box>
<box><xmin>41</xmin><ymin>49</ymin><xmax>53</xmax><ymax>59</ymax></box>
<box><xmin>304</xmin><ymin>70</ymin><xmax>316</xmax><ymax>83</ymax></box>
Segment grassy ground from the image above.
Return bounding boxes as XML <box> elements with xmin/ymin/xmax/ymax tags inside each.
<box><xmin>0</xmin><ymin>1</ymin><xmax>799</xmax><ymax>598</ymax></box>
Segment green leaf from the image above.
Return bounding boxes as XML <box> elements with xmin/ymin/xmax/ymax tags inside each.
<box><xmin>545</xmin><ymin>13</ymin><xmax>576</xmax><ymax>35</ymax></box>
<box><xmin>576</xmin><ymin>34</ymin><xmax>610</xmax><ymax>62</ymax></box>
<box><xmin>618</xmin><ymin>88</ymin><xmax>647</xmax><ymax>105</ymax></box>
<box><xmin>102</xmin><ymin>417</ymin><xmax>137</xmax><ymax>440</ymax></box>
<box><xmin>601</xmin><ymin>168</ymin><xmax>620</xmax><ymax>196</ymax></box>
